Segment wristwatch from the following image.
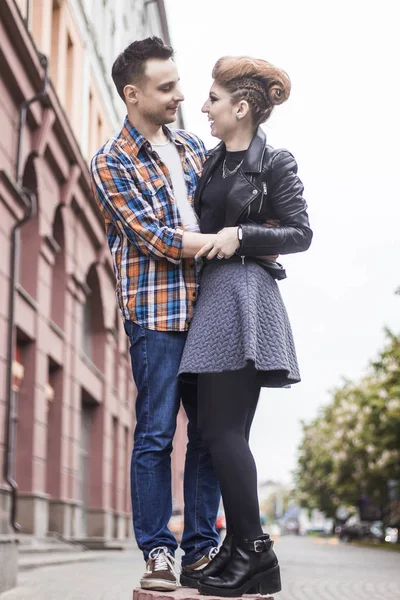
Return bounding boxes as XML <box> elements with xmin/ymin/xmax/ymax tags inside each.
<box><xmin>236</xmin><ymin>225</ymin><xmax>243</xmax><ymax>254</ymax></box>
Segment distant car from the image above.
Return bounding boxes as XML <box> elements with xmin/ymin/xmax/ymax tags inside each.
<box><xmin>338</xmin><ymin>520</ymin><xmax>398</xmax><ymax>543</ymax></box>
<box><xmin>283</xmin><ymin>519</ymin><xmax>300</xmax><ymax>535</ymax></box>
<box><xmin>338</xmin><ymin>521</ymin><xmax>377</xmax><ymax>542</ymax></box>
<box><xmin>384</xmin><ymin>527</ymin><xmax>399</xmax><ymax>543</ymax></box>
<box><xmin>370</xmin><ymin>522</ymin><xmax>399</xmax><ymax>544</ymax></box>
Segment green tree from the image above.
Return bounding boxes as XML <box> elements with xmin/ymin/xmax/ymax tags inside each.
<box><xmin>295</xmin><ymin>330</ymin><xmax>400</xmax><ymax>523</ymax></box>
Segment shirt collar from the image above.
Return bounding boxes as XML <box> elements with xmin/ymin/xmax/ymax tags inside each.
<box><xmin>121</xmin><ymin>116</ymin><xmax>185</xmax><ymax>156</ymax></box>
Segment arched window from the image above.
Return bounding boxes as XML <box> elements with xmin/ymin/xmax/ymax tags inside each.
<box><xmin>50</xmin><ymin>205</ymin><xmax>66</xmax><ymax>329</ymax></box>
<box><xmin>82</xmin><ymin>265</ymin><xmax>106</xmax><ymax>371</ymax></box>
<box><xmin>19</xmin><ymin>153</ymin><xmax>40</xmax><ymax>300</ymax></box>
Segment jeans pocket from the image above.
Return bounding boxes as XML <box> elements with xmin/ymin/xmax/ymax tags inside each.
<box><xmin>124</xmin><ymin>320</ymin><xmax>144</xmax><ymax>346</ymax></box>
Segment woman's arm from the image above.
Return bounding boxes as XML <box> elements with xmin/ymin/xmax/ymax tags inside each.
<box><xmin>195</xmin><ymin>151</ymin><xmax>311</xmax><ymax>260</ymax></box>
<box><xmin>194</xmin><ymin>221</ymin><xmax>280</xmax><ymax>261</ymax></box>
<box><xmin>239</xmin><ymin>151</ymin><xmax>312</xmax><ymax>256</ymax></box>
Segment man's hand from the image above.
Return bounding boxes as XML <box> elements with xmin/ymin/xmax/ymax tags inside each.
<box><xmin>194</xmin><ymin>220</ymin><xmax>281</xmax><ymax>261</ymax></box>
<box><xmin>195</xmin><ymin>227</ymin><xmax>240</xmax><ymax>260</ymax></box>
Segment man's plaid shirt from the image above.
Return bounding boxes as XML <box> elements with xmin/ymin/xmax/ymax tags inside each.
<box><xmin>90</xmin><ymin>117</ymin><xmax>206</xmax><ymax>331</ymax></box>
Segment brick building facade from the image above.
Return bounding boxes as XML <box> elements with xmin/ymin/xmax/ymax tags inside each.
<box><xmin>0</xmin><ymin>2</ymin><xmax>186</xmax><ymax>590</ymax></box>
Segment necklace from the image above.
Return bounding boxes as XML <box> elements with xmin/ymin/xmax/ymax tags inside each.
<box><xmin>222</xmin><ymin>158</ymin><xmax>243</xmax><ymax>179</ymax></box>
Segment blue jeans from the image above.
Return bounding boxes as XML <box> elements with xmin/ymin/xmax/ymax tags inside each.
<box><xmin>124</xmin><ymin>320</ymin><xmax>220</xmax><ymax>566</ymax></box>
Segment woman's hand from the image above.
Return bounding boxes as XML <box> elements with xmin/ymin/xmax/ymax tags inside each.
<box><xmin>195</xmin><ymin>227</ymin><xmax>240</xmax><ymax>260</ymax></box>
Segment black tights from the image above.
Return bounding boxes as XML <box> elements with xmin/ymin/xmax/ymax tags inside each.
<box><xmin>198</xmin><ymin>363</ymin><xmax>263</xmax><ymax>541</ymax></box>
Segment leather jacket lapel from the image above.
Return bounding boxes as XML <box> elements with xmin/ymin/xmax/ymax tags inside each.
<box><xmin>225</xmin><ymin>127</ymin><xmax>266</xmax><ymax>226</ymax></box>
<box><xmin>241</xmin><ymin>127</ymin><xmax>266</xmax><ymax>173</ymax></box>
<box><xmin>225</xmin><ymin>171</ymin><xmax>261</xmax><ymax>226</ymax></box>
<box><xmin>195</xmin><ymin>128</ymin><xmax>266</xmax><ymax>224</ymax></box>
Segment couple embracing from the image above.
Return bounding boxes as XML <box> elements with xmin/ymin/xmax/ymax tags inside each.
<box><xmin>90</xmin><ymin>36</ymin><xmax>312</xmax><ymax>598</ymax></box>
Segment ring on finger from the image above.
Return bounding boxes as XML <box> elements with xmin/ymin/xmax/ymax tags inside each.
<box><xmin>217</xmin><ymin>253</ymin><xmax>224</xmax><ymax>260</ymax></box>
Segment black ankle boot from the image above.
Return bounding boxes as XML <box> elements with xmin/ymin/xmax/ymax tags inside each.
<box><xmin>200</xmin><ymin>534</ymin><xmax>235</xmax><ymax>579</ymax></box>
<box><xmin>199</xmin><ymin>534</ymin><xmax>281</xmax><ymax>597</ymax></box>
<box><xmin>180</xmin><ymin>534</ymin><xmax>234</xmax><ymax>589</ymax></box>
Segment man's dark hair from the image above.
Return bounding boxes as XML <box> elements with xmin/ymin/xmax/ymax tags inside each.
<box><xmin>112</xmin><ymin>36</ymin><xmax>174</xmax><ymax>101</ymax></box>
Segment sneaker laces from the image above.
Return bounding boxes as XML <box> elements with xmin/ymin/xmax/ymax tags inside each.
<box><xmin>149</xmin><ymin>546</ymin><xmax>181</xmax><ymax>576</ymax></box>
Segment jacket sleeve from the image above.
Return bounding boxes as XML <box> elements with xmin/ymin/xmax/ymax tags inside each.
<box><xmin>239</xmin><ymin>150</ymin><xmax>313</xmax><ymax>256</ymax></box>
<box><xmin>90</xmin><ymin>152</ymin><xmax>183</xmax><ymax>264</ymax></box>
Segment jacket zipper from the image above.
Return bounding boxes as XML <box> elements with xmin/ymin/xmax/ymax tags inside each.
<box><xmin>258</xmin><ymin>181</ymin><xmax>267</xmax><ymax>213</ymax></box>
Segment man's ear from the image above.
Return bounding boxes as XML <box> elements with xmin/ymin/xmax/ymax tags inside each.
<box><xmin>124</xmin><ymin>84</ymin><xmax>139</xmax><ymax>105</ymax></box>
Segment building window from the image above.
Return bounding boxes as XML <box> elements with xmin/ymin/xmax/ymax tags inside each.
<box><xmin>50</xmin><ymin>206</ymin><xmax>66</xmax><ymax>329</ymax></box>
<box><xmin>82</xmin><ymin>265</ymin><xmax>106</xmax><ymax>370</ymax></box>
<box><xmin>82</xmin><ymin>292</ymin><xmax>93</xmax><ymax>360</ymax></box>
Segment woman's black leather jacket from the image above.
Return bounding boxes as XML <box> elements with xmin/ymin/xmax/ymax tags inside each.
<box><xmin>194</xmin><ymin>127</ymin><xmax>313</xmax><ymax>256</ymax></box>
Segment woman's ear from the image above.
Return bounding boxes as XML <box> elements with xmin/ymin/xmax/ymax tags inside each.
<box><xmin>236</xmin><ymin>99</ymin><xmax>250</xmax><ymax>120</ymax></box>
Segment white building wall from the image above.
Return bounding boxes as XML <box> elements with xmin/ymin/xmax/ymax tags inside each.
<box><xmin>70</xmin><ymin>0</ymin><xmax>168</xmax><ymax>135</ymax></box>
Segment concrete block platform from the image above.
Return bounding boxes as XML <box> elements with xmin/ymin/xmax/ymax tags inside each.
<box><xmin>133</xmin><ymin>587</ymin><xmax>274</xmax><ymax>600</ymax></box>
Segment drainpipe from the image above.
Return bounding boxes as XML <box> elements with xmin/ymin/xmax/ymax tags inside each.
<box><xmin>3</xmin><ymin>51</ymin><xmax>49</xmax><ymax>532</ymax></box>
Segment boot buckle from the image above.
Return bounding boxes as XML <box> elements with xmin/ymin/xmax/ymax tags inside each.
<box><xmin>252</xmin><ymin>538</ymin><xmax>274</xmax><ymax>552</ymax></box>
<box><xmin>253</xmin><ymin>540</ymin><xmax>265</xmax><ymax>552</ymax></box>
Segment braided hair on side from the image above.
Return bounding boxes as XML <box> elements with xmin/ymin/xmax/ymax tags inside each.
<box><xmin>212</xmin><ymin>56</ymin><xmax>291</xmax><ymax>125</ymax></box>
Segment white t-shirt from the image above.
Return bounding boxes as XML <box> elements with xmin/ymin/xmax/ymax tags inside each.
<box><xmin>152</xmin><ymin>141</ymin><xmax>200</xmax><ymax>233</ymax></box>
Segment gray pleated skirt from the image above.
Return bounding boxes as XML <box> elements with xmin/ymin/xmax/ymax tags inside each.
<box><xmin>178</xmin><ymin>260</ymin><xmax>300</xmax><ymax>388</ymax></box>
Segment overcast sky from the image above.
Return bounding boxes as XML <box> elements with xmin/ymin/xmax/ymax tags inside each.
<box><xmin>165</xmin><ymin>0</ymin><xmax>400</xmax><ymax>484</ymax></box>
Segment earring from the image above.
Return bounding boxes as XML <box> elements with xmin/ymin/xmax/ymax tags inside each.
<box><xmin>236</xmin><ymin>115</ymin><xmax>240</xmax><ymax>120</ymax></box>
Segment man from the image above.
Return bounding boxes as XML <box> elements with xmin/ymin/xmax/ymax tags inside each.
<box><xmin>90</xmin><ymin>37</ymin><xmax>225</xmax><ymax>591</ymax></box>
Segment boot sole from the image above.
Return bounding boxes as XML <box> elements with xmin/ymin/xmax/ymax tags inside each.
<box><xmin>180</xmin><ymin>573</ymin><xmax>201</xmax><ymax>589</ymax></box>
<box><xmin>199</xmin><ymin>564</ymin><xmax>281</xmax><ymax>597</ymax></box>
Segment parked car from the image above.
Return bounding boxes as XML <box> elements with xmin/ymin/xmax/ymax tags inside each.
<box><xmin>338</xmin><ymin>521</ymin><xmax>378</xmax><ymax>542</ymax></box>
<box><xmin>339</xmin><ymin>520</ymin><xmax>398</xmax><ymax>544</ymax></box>
<box><xmin>384</xmin><ymin>527</ymin><xmax>399</xmax><ymax>543</ymax></box>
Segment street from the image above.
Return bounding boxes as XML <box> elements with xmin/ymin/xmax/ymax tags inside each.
<box><xmin>1</xmin><ymin>536</ymin><xmax>399</xmax><ymax>600</ymax></box>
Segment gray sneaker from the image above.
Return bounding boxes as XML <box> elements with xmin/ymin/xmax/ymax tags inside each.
<box><xmin>140</xmin><ymin>546</ymin><xmax>179</xmax><ymax>591</ymax></box>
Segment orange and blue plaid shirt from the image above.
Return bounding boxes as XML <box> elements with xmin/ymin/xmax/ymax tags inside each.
<box><xmin>90</xmin><ymin>117</ymin><xmax>206</xmax><ymax>331</ymax></box>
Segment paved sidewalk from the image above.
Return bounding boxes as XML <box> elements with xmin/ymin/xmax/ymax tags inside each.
<box><xmin>279</xmin><ymin>536</ymin><xmax>400</xmax><ymax>600</ymax></box>
<box><xmin>0</xmin><ymin>549</ymin><xmax>144</xmax><ymax>600</ymax></box>
<box><xmin>18</xmin><ymin>550</ymin><xmax>108</xmax><ymax>571</ymax></box>
<box><xmin>1</xmin><ymin>536</ymin><xmax>399</xmax><ymax>599</ymax></box>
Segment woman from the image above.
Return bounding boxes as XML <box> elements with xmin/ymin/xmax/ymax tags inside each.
<box><xmin>178</xmin><ymin>56</ymin><xmax>312</xmax><ymax>597</ymax></box>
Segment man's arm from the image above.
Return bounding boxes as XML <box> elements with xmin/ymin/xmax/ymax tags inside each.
<box><xmin>91</xmin><ymin>152</ymin><xmax>215</xmax><ymax>262</ymax></box>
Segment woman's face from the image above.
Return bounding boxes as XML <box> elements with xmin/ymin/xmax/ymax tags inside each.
<box><xmin>202</xmin><ymin>81</ymin><xmax>238</xmax><ymax>140</ymax></box>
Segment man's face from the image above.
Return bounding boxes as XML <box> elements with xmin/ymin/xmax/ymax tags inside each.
<box><xmin>132</xmin><ymin>58</ymin><xmax>184</xmax><ymax>125</ymax></box>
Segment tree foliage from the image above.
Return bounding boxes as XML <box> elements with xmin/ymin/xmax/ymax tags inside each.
<box><xmin>295</xmin><ymin>330</ymin><xmax>400</xmax><ymax>519</ymax></box>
